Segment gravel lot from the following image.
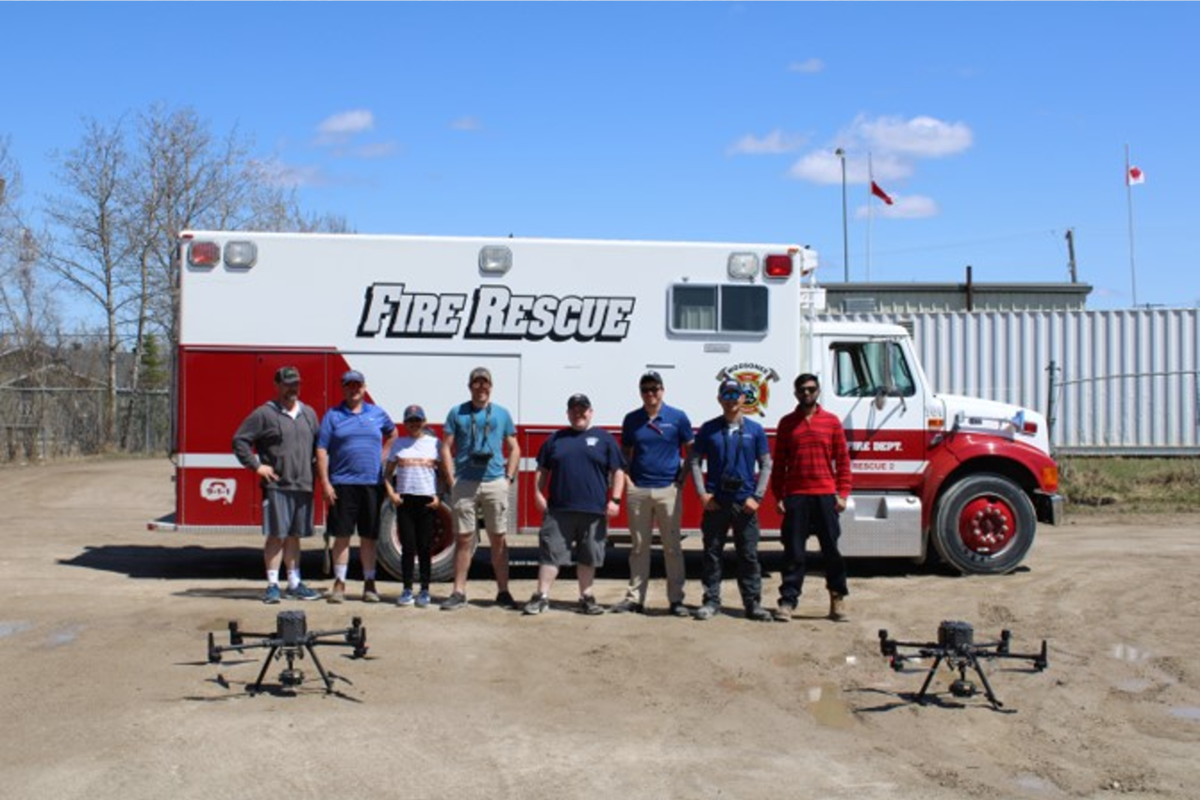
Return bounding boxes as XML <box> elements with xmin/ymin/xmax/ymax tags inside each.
<box><xmin>2</xmin><ymin>458</ymin><xmax>1198</xmax><ymax>799</ymax></box>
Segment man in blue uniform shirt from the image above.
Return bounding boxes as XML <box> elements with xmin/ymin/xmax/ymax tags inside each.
<box><xmin>611</xmin><ymin>371</ymin><xmax>694</xmax><ymax>617</ymax></box>
<box><xmin>690</xmin><ymin>379</ymin><xmax>774</xmax><ymax>622</ymax></box>
<box><xmin>524</xmin><ymin>393</ymin><xmax>626</xmax><ymax>616</ymax></box>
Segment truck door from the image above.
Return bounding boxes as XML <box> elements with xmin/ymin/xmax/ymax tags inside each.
<box><xmin>822</xmin><ymin>338</ymin><xmax>926</xmax><ymax>493</ymax></box>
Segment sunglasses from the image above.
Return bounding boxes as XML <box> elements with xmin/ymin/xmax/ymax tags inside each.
<box><xmin>798</xmin><ymin>386</ymin><xmax>819</xmax><ymax>394</ymax></box>
<box><xmin>719</xmin><ymin>390</ymin><xmax>744</xmax><ymax>402</ymax></box>
<box><xmin>640</xmin><ymin>385</ymin><xmax>662</xmax><ymax>394</ymax></box>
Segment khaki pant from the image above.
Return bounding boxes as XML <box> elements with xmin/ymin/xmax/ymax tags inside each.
<box><xmin>624</xmin><ymin>483</ymin><xmax>686</xmax><ymax>605</ymax></box>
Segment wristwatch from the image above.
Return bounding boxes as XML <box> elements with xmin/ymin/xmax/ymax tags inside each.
<box><xmin>610</xmin><ymin>496</ymin><xmax>622</xmax><ymax>505</ymax></box>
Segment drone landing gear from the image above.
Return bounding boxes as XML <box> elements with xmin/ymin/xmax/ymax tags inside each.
<box><xmin>208</xmin><ymin>610</ymin><xmax>368</xmax><ymax>695</ymax></box>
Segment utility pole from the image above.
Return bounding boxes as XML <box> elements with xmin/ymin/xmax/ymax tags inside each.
<box><xmin>835</xmin><ymin>148</ymin><xmax>848</xmax><ymax>282</ymax></box>
<box><xmin>1065</xmin><ymin>228</ymin><xmax>1077</xmax><ymax>283</ymax></box>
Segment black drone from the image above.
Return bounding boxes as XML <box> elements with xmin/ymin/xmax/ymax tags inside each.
<box><xmin>207</xmin><ymin>610</ymin><xmax>368</xmax><ymax>694</ymax></box>
<box><xmin>878</xmin><ymin>620</ymin><xmax>1048</xmax><ymax>710</ymax></box>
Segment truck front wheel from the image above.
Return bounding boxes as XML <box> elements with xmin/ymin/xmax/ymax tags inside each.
<box><xmin>932</xmin><ymin>473</ymin><xmax>1037</xmax><ymax>575</ymax></box>
<box><xmin>376</xmin><ymin>498</ymin><xmax>467</xmax><ymax>584</ymax></box>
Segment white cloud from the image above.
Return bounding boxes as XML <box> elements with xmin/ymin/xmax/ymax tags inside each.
<box><xmin>318</xmin><ymin>109</ymin><xmax>375</xmax><ymax>137</ymax></box>
<box><xmin>451</xmin><ymin>116</ymin><xmax>482</xmax><ymax>132</ymax></box>
<box><xmin>787</xmin><ymin>58</ymin><xmax>825</xmax><ymax>74</ymax></box>
<box><xmin>251</xmin><ymin>158</ymin><xmax>326</xmax><ymax>188</ymax></box>
<box><xmin>727</xmin><ymin>129</ymin><xmax>807</xmax><ymax>156</ymax></box>
<box><xmin>784</xmin><ymin>114</ymin><xmax>972</xmax><ymax>221</ymax></box>
<box><xmin>857</xmin><ymin>114</ymin><xmax>972</xmax><ymax>158</ymax></box>
<box><xmin>788</xmin><ymin>150</ymin><xmax>914</xmax><ymax>185</ymax></box>
<box><xmin>854</xmin><ymin>194</ymin><xmax>939</xmax><ymax>220</ymax></box>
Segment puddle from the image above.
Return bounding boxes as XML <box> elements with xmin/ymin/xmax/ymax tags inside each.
<box><xmin>0</xmin><ymin>621</ymin><xmax>33</xmax><ymax>638</ymax></box>
<box><xmin>807</xmin><ymin>683</ymin><xmax>854</xmax><ymax>729</ymax></box>
<box><xmin>45</xmin><ymin>624</ymin><xmax>85</xmax><ymax>648</ymax></box>
<box><xmin>1111</xmin><ymin>643</ymin><xmax>1152</xmax><ymax>662</ymax></box>
<box><xmin>1013</xmin><ymin>773</ymin><xmax>1057</xmax><ymax>794</ymax></box>
<box><xmin>1169</xmin><ymin>706</ymin><xmax>1200</xmax><ymax>721</ymax></box>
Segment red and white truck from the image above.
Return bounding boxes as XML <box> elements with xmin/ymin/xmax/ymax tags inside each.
<box><xmin>153</xmin><ymin>231</ymin><xmax>1063</xmax><ymax>578</ymax></box>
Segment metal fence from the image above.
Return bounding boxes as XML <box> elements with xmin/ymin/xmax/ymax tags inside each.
<box><xmin>0</xmin><ymin>387</ymin><xmax>170</xmax><ymax>462</ymax></box>
<box><xmin>831</xmin><ymin>308</ymin><xmax>1200</xmax><ymax>455</ymax></box>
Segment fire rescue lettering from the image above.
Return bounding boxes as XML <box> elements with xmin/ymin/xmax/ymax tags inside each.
<box><xmin>356</xmin><ymin>283</ymin><xmax>635</xmax><ymax>342</ymax></box>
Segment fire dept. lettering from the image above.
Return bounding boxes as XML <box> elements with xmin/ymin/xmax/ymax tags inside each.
<box><xmin>356</xmin><ymin>283</ymin><xmax>635</xmax><ymax>342</ymax></box>
<box><xmin>465</xmin><ymin>286</ymin><xmax>635</xmax><ymax>342</ymax></box>
<box><xmin>356</xmin><ymin>283</ymin><xmax>468</xmax><ymax>339</ymax></box>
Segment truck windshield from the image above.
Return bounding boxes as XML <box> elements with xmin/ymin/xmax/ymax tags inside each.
<box><xmin>831</xmin><ymin>340</ymin><xmax>916</xmax><ymax>398</ymax></box>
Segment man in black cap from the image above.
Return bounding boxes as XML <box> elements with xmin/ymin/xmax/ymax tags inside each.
<box><xmin>611</xmin><ymin>370</ymin><xmax>694</xmax><ymax>616</ymax></box>
<box><xmin>233</xmin><ymin>365</ymin><xmax>323</xmax><ymax>604</ymax></box>
<box><xmin>524</xmin><ymin>393</ymin><xmax>626</xmax><ymax>616</ymax></box>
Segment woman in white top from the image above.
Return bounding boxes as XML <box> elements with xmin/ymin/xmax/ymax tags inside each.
<box><xmin>384</xmin><ymin>404</ymin><xmax>450</xmax><ymax>607</ymax></box>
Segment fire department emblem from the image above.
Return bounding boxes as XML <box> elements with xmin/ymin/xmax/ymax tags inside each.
<box><xmin>715</xmin><ymin>363</ymin><xmax>780</xmax><ymax>417</ymax></box>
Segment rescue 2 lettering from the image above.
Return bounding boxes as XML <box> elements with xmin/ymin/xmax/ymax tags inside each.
<box><xmin>356</xmin><ymin>284</ymin><xmax>636</xmax><ymax>342</ymax></box>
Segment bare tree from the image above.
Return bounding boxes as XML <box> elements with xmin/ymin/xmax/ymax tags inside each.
<box><xmin>43</xmin><ymin>118</ymin><xmax>138</xmax><ymax>450</ymax></box>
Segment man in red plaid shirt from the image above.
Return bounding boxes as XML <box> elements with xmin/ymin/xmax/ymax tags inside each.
<box><xmin>770</xmin><ymin>373</ymin><xmax>853</xmax><ymax>622</ymax></box>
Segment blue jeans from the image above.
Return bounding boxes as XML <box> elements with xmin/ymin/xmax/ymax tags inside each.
<box><xmin>778</xmin><ymin>494</ymin><xmax>849</xmax><ymax>606</ymax></box>
<box><xmin>699</xmin><ymin>501</ymin><xmax>762</xmax><ymax>610</ymax></box>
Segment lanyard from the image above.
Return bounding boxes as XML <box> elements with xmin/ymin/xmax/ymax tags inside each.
<box><xmin>720</xmin><ymin>419</ymin><xmax>748</xmax><ymax>480</ymax></box>
<box><xmin>469</xmin><ymin>404</ymin><xmax>493</xmax><ymax>450</ymax></box>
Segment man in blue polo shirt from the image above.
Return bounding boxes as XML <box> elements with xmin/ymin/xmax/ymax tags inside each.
<box><xmin>690</xmin><ymin>378</ymin><xmax>774</xmax><ymax>622</ymax></box>
<box><xmin>611</xmin><ymin>371</ymin><xmax>694</xmax><ymax>617</ymax></box>
<box><xmin>317</xmin><ymin>370</ymin><xmax>397</xmax><ymax>604</ymax></box>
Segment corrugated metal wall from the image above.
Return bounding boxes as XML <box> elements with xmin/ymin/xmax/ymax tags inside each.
<box><xmin>827</xmin><ymin>309</ymin><xmax>1200</xmax><ymax>454</ymax></box>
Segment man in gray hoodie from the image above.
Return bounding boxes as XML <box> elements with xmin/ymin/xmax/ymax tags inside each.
<box><xmin>233</xmin><ymin>365</ymin><xmax>323</xmax><ymax>604</ymax></box>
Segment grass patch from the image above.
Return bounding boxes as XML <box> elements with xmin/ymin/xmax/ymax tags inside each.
<box><xmin>1059</xmin><ymin>456</ymin><xmax>1200</xmax><ymax>513</ymax></box>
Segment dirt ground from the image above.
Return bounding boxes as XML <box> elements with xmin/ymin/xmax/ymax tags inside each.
<box><xmin>2</xmin><ymin>458</ymin><xmax>1198</xmax><ymax>800</ymax></box>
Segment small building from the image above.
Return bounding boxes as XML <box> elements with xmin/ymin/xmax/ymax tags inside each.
<box><xmin>822</xmin><ymin>281</ymin><xmax>1093</xmax><ymax>314</ymax></box>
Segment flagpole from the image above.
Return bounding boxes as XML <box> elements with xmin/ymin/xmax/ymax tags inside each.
<box><xmin>1125</xmin><ymin>143</ymin><xmax>1139</xmax><ymax>307</ymax></box>
<box><xmin>866</xmin><ymin>153</ymin><xmax>874</xmax><ymax>281</ymax></box>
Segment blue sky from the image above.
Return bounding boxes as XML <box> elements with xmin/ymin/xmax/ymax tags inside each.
<box><xmin>2</xmin><ymin>2</ymin><xmax>1197</xmax><ymax>310</ymax></box>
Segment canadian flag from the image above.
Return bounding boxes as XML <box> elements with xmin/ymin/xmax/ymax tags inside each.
<box><xmin>1127</xmin><ymin>165</ymin><xmax>1146</xmax><ymax>186</ymax></box>
<box><xmin>871</xmin><ymin>180</ymin><xmax>894</xmax><ymax>205</ymax></box>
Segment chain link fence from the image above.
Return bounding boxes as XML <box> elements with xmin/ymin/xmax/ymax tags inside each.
<box><xmin>0</xmin><ymin>386</ymin><xmax>170</xmax><ymax>462</ymax></box>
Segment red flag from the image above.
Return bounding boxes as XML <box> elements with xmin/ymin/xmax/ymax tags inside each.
<box><xmin>1127</xmin><ymin>166</ymin><xmax>1145</xmax><ymax>186</ymax></box>
<box><xmin>871</xmin><ymin>181</ymin><xmax>894</xmax><ymax>205</ymax></box>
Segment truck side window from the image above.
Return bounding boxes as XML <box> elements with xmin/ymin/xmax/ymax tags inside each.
<box><xmin>669</xmin><ymin>284</ymin><xmax>767</xmax><ymax>334</ymax></box>
<box><xmin>832</xmin><ymin>341</ymin><xmax>915</xmax><ymax>398</ymax></box>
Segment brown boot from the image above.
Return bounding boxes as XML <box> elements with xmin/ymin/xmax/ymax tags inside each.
<box><xmin>828</xmin><ymin>592</ymin><xmax>846</xmax><ymax>621</ymax></box>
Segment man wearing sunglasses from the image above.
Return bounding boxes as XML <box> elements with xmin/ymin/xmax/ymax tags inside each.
<box><xmin>611</xmin><ymin>371</ymin><xmax>694</xmax><ymax>617</ymax></box>
<box><xmin>690</xmin><ymin>379</ymin><xmax>773</xmax><ymax>622</ymax></box>
<box><xmin>770</xmin><ymin>373</ymin><xmax>853</xmax><ymax>622</ymax></box>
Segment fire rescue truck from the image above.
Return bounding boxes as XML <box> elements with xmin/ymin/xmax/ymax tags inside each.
<box><xmin>152</xmin><ymin>231</ymin><xmax>1063</xmax><ymax>579</ymax></box>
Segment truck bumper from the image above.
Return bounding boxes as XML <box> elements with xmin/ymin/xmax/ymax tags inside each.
<box><xmin>1034</xmin><ymin>491</ymin><xmax>1065</xmax><ymax>526</ymax></box>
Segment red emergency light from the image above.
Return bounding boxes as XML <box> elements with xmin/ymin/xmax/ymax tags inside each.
<box><xmin>188</xmin><ymin>241</ymin><xmax>221</xmax><ymax>268</ymax></box>
<box><xmin>764</xmin><ymin>254</ymin><xmax>793</xmax><ymax>278</ymax></box>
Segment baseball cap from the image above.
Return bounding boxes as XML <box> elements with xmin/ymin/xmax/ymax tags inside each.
<box><xmin>718</xmin><ymin>379</ymin><xmax>744</xmax><ymax>400</ymax></box>
<box><xmin>639</xmin><ymin>370</ymin><xmax>663</xmax><ymax>387</ymax></box>
<box><xmin>403</xmin><ymin>404</ymin><xmax>426</xmax><ymax>422</ymax></box>
<box><xmin>275</xmin><ymin>366</ymin><xmax>301</xmax><ymax>384</ymax></box>
<box><xmin>341</xmin><ymin>369</ymin><xmax>365</xmax><ymax>385</ymax></box>
<box><xmin>567</xmin><ymin>393</ymin><xmax>592</xmax><ymax>410</ymax></box>
<box><xmin>469</xmin><ymin>366</ymin><xmax>492</xmax><ymax>384</ymax></box>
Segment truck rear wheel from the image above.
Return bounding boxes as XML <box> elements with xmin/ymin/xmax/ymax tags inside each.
<box><xmin>932</xmin><ymin>473</ymin><xmax>1036</xmax><ymax>575</ymax></box>
<box><xmin>376</xmin><ymin>498</ymin><xmax>466</xmax><ymax>583</ymax></box>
